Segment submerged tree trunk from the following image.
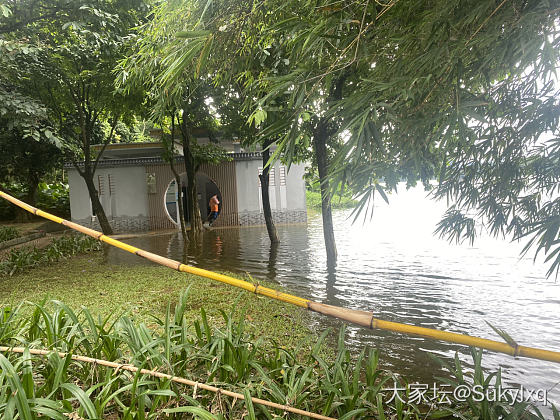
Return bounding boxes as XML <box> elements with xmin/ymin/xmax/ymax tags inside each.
<box><xmin>313</xmin><ymin>118</ymin><xmax>337</xmax><ymax>266</ymax></box>
<box><xmin>259</xmin><ymin>139</ymin><xmax>279</xmax><ymax>244</ymax></box>
<box><xmin>180</xmin><ymin>109</ymin><xmax>203</xmax><ymax>235</ymax></box>
<box><xmin>186</xmin><ymin>166</ymin><xmax>202</xmax><ymax>234</ymax></box>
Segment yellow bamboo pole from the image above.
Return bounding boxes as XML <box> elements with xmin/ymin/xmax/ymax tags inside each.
<box><xmin>1</xmin><ymin>190</ymin><xmax>559</xmax><ymax>364</ymax></box>
<box><xmin>0</xmin><ymin>346</ymin><xmax>336</xmax><ymax>420</ymax></box>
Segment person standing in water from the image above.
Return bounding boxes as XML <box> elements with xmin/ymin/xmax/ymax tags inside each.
<box><xmin>207</xmin><ymin>194</ymin><xmax>220</xmax><ymax>226</ymax></box>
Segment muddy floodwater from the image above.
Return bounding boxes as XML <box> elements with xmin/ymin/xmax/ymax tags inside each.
<box><xmin>105</xmin><ymin>186</ymin><xmax>560</xmax><ymax>407</ymax></box>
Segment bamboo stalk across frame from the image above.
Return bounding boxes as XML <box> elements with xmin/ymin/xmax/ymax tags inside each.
<box><xmin>1</xmin><ymin>190</ymin><xmax>559</xmax><ymax>364</ymax></box>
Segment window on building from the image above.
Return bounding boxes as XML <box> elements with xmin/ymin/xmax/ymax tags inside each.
<box><xmin>258</xmin><ymin>167</ymin><xmax>276</xmax><ymax>187</ymax></box>
<box><xmin>97</xmin><ymin>175</ymin><xmax>105</xmax><ymax>196</ymax></box>
<box><xmin>108</xmin><ymin>174</ymin><xmax>115</xmax><ymax>196</ymax></box>
<box><xmin>279</xmin><ymin>166</ymin><xmax>286</xmax><ymax>186</ymax></box>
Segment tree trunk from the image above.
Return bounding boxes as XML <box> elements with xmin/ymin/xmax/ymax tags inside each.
<box><xmin>167</xmin><ymin>114</ymin><xmax>188</xmax><ymax>243</ymax></box>
<box><xmin>77</xmin><ymin>122</ymin><xmax>113</xmax><ymax>235</ymax></box>
<box><xmin>180</xmin><ymin>111</ymin><xmax>203</xmax><ymax>235</ymax></box>
<box><xmin>267</xmin><ymin>241</ymin><xmax>279</xmax><ymax>280</ymax></box>
<box><xmin>15</xmin><ymin>178</ymin><xmax>39</xmax><ymax>222</ymax></box>
<box><xmin>25</xmin><ymin>175</ymin><xmax>39</xmax><ymax>206</ymax></box>
<box><xmin>185</xmin><ymin>165</ymin><xmax>202</xmax><ymax>233</ymax></box>
<box><xmin>83</xmin><ymin>168</ymin><xmax>113</xmax><ymax>235</ymax></box>
<box><xmin>170</xmin><ymin>160</ymin><xmax>188</xmax><ymax>243</ymax></box>
<box><xmin>259</xmin><ymin>139</ymin><xmax>279</xmax><ymax>244</ymax></box>
<box><xmin>174</xmin><ymin>172</ymin><xmax>188</xmax><ymax>243</ymax></box>
<box><xmin>313</xmin><ymin>118</ymin><xmax>337</xmax><ymax>266</ymax></box>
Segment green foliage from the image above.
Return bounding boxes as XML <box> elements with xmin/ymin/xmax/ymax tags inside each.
<box><xmin>306</xmin><ymin>190</ymin><xmax>356</xmax><ymax>211</ymax></box>
<box><xmin>0</xmin><ymin>135</ymin><xmax>63</xmax><ymax>210</ymax></box>
<box><xmin>192</xmin><ymin>142</ymin><xmax>232</xmax><ymax>166</ymax></box>
<box><xmin>0</xmin><ymin>40</ymin><xmax>60</xmax><ymax>145</ymax></box>
<box><xmin>1</xmin><ymin>0</ymin><xmax>149</xmax><ymax>234</ymax></box>
<box><xmin>0</xmin><ymin>4</ymin><xmax>11</xmax><ymax>18</ymax></box>
<box><xmin>435</xmin><ymin>135</ymin><xmax>560</xmax><ymax>277</ymax></box>
<box><xmin>0</xmin><ymin>297</ymin><xmax>393</xmax><ymax>418</ymax></box>
<box><xmin>0</xmin><ymin>39</ymin><xmax>63</xmax><ymax>205</ymax></box>
<box><xmin>0</xmin><ymin>234</ymin><xmax>101</xmax><ymax>276</ymax></box>
<box><xmin>36</xmin><ymin>182</ymin><xmax>70</xmax><ymax>218</ymax></box>
<box><xmin>0</xmin><ymin>226</ymin><xmax>20</xmax><ymax>243</ymax></box>
<box><xmin>113</xmin><ymin>120</ymin><xmax>155</xmax><ymax>144</ymax></box>
<box><xmin>0</xmin><ymin>182</ymin><xmax>70</xmax><ymax>220</ymax></box>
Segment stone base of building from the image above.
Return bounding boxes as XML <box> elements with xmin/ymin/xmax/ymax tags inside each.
<box><xmin>238</xmin><ymin>210</ymin><xmax>307</xmax><ymax>226</ymax></box>
<box><xmin>72</xmin><ymin>216</ymin><xmax>151</xmax><ymax>233</ymax></box>
<box><xmin>73</xmin><ymin>210</ymin><xmax>306</xmax><ymax>233</ymax></box>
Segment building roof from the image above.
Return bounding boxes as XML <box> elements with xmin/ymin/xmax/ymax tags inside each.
<box><xmin>68</xmin><ymin>139</ymin><xmax>267</xmax><ymax>169</ymax></box>
<box><xmin>65</xmin><ymin>152</ymin><xmax>263</xmax><ymax>169</ymax></box>
<box><xmin>91</xmin><ymin>142</ymin><xmax>178</xmax><ymax>160</ymax></box>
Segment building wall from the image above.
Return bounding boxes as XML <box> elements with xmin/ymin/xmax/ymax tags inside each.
<box><xmin>235</xmin><ymin>160</ymin><xmax>307</xmax><ymax>225</ymax></box>
<box><xmin>235</xmin><ymin>159</ymin><xmax>262</xmax><ymax>213</ymax></box>
<box><xmin>201</xmin><ymin>161</ymin><xmax>239</xmax><ymax>227</ymax></box>
<box><xmin>67</xmin><ymin>166</ymin><xmax>150</xmax><ymax>231</ymax></box>
<box><xmin>285</xmin><ymin>163</ymin><xmax>306</xmax><ymax>211</ymax></box>
<box><xmin>68</xmin><ymin>170</ymin><xmax>93</xmax><ymax>221</ymax></box>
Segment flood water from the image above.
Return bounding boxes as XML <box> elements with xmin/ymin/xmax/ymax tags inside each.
<box><xmin>105</xmin><ymin>186</ymin><xmax>560</xmax><ymax>407</ymax></box>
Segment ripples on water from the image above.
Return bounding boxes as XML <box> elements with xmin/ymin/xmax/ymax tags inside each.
<box><xmin>105</xmin><ymin>186</ymin><xmax>560</xmax><ymax>406</ymax></box>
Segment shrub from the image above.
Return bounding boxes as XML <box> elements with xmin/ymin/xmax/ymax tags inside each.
<box><xmin>0</xmin><ymin>226</ymin><xmax>20</xmax><ymax>243</ymax></box>
<box><xmin>0</xmin><ymin>234</ymin><xmax>101</xmax><ymax>275</ymax></box>
<box><xmin>306</xmin><ymin>189</ymin><xmax>357</xmax><ymax>210</ymax></box>
<box><xmin>0</xmin><ymin>181</ymin><xmax>70</xmax><ymax>220</ymax></box>
<box><xmin>36</xmin><ymin>181</ymin><xmax>70</xmax><ymax>217</ymax></box>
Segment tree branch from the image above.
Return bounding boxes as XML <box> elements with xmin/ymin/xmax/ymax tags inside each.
<box><xmin>92</xmin><ymin>115</ymin><xmax>118</xmax><ymax>173</ymax></box>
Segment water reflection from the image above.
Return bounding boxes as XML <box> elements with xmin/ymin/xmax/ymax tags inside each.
<box><xmin>267</xmin><ymin>242</ymin><xmax>279</xmax><ymax>281</ymax></box>
<box><xmin>104</xmin><ymin>186</ymin><xmax>560</xmax><ymax>406</ymax></box>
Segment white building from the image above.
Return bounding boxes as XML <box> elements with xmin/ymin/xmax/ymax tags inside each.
<box><xmin>66</xmin><ymin>142</ymin><xmax>307</xmax><ymax>232</ymax></box>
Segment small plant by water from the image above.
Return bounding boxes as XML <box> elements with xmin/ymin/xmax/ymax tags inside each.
<box><xmin>0</xmin><ymin>234</ymin><xmax>101</xmax><ymax>276</ymax></box>
<box><xmin>0</xmin><ymin>226</ymin><xmax>20</xmax><ymax>243</ymax></box>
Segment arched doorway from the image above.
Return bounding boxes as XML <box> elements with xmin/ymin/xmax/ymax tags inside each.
<box><xmin>164</xmin><ymin>173</ymin><xmax>221</xmax><ymax>226</ymax></box>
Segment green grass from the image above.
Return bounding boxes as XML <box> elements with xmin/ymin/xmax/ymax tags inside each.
<box><xmin>0</xmin><ymin>252</ymin><xmax>314</xmax><ymax>351</ymax></box>
<box><xmin>306</xmin><ymin>189</ymin><xmax>357</xmax><ymax>210</ymax></box>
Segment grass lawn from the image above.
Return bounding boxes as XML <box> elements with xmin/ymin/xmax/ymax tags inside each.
<box><xmin>0</xmin><ymin>252</ymin><xmax>316</xmax><ymax>352</ymax></box>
